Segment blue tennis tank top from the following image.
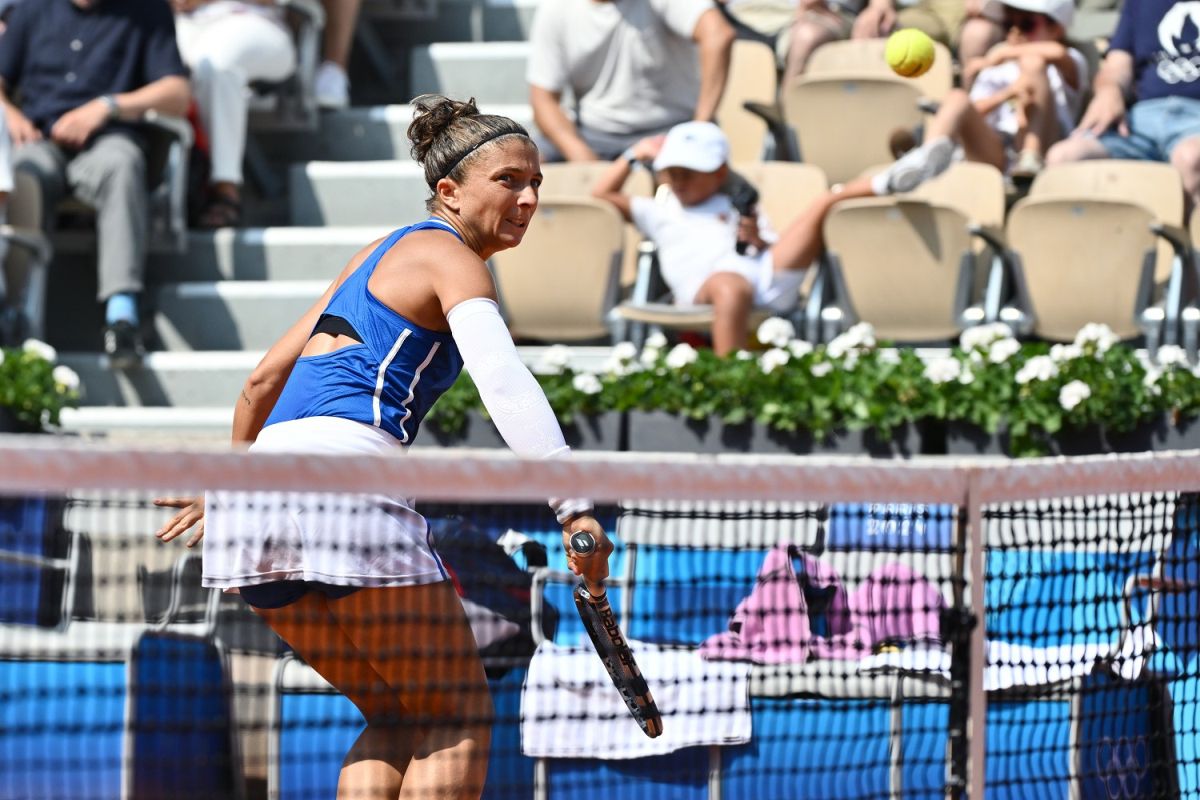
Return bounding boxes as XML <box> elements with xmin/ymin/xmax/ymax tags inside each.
<box><xmin>265</xmin><ymin>219</ymin><xmax>465</xmax><ymax>444</ymax></box>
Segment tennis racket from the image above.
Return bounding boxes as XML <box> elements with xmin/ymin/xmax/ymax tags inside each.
<box><xmin>568</xmin><ymin>530</ymin><xmax>663</xmax><ymax>738</ymax></box>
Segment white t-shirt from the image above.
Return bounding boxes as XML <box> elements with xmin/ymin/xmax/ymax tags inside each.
<box><xmin>630</xmin><ymin>191</ymin><xmax>803</xmax><ymax>312</ymax></box>
<box><xmin>526</xmin><ymin>0</ymin><xmax>714</xmax><ymax>135</ymax></box>
<box><xmin>968</xmin><ymin>47</ymin><xmax>1089</xmax><ymax>138</ymax></box>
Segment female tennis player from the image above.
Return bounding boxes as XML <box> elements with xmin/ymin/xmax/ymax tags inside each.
<box><xmin>153</xmin><ymin>94</ymin><xmax>614</xmax><ymax>800</ymax></box>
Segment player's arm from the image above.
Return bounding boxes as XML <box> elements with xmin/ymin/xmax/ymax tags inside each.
<box><xmin>692</xmin><ymin>7</ymin><xmax>736</xmax><ymax>122</ymax></box>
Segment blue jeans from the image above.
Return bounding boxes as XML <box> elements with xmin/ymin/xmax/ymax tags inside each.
<box><xmin>1099</xmin><ymin>96</ymin><xmax>1200</xmax><ymax>162</ymax></box>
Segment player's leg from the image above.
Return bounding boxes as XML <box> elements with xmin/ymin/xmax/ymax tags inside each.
<box><xmin>330</xmin><ymin>583</ymin><xmax>494</xmax><ymax>800</ymax></box>
<box><xmin>694</xmin><ymin>271</ymin><xmax>755</xmax><ymax>356</ymax></box>
<box><xmin>251</xmin><ymin>589</ymin><xmax>416</xmax><ymax>800</ymax></box>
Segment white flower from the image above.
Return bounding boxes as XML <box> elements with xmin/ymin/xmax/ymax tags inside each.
<box><xmin>988</xmin><ymin>337</ymin><xmax>1021</xmax><ymax>364</ymax></box>
<box><xmin>602</xmin><ymin>353</ymin><xmax>638</xmax><ymax>376</ymax></box>
<box><xmin>1015</xmin><ymin>356</ymin><xmax>1058</xmax><ymax>385</ymax></box>
<box><xmin>756</xmin><ymin>317</ymin><xmax>796</xmax><ymax>348</ymax></box>
<box><xmin>959</xmin><ymin>323</ymin><xmax>1013</xmax><ymax>351</ymax></box>
<box><xmin>958</xmin><ymin>368</ymin><xmax>975</xmax><ymax>385</ymax></box>
<box><xmin>537</xmin><ymin>344</ymin><xmax>572</xmax><ymax>374</ymax></box>
<box><xmin>665</xmin><ymin>342</ymin><xmax>699</xmax><ymax>369</ymax></box>
<box><xmin>826</xmin><ymin>334</ymin><xmax>853</xmax><ymax>360</ymax></box>
<box><xmin>22</xmin><ymin>338</ymin><xmax>56</xmax><ymax>363</ymax></box>
<box><xmin>759</xmin><ymin>347</ymin><xmax>790</xmax><ymax>374</ymax></box>
<box><xmin>1049</xmin><ymin>343</ymin><xmax>1083</xmax><ymax>363</ymax></box>
<box><xmin>611</xmin><ymin>342</ymin><xmax>638</xmax><ymax>362</ymax></box>
<box><xmin>735</xmin><ymin>349</ymin><xmax>754</xmax><ymax>361</ymax></box>
<box><xmin>0</xmin><ymin>349</ymin><xmax>5</xmax><ymax>366</ymax></box>
<box><xmin>52</xmin><ymin>365</ymin><xmax>80</xmax><ymax>392</ymax></box>
<box><xmin>811</xmin><ymin>361</ymin><xmax>833</xmax><ymax>378</ymax></box>
<box><xmin>644</xmin><ymin>331</ymin><xmax>668</xmax><ymax>350</ymax></box>
<box><xmin>787</xmin><ymin>339</ymin><xmax>813</xmax><ymax>358</ymax></box>
<box><xmin>571</xmin><ymin>373</ymin><xmax>602</xmax><ymax>395</ymax></box>
<box><xmin>923</xmin><ymin>357</ymin><xmax>962</xmax><ymax>384</ymax></box>
<box><xmin>1074</xmin><ymin>323</ymin><xmax>1119</xmax><ymax>353</ymax></box>
<box><xmin>1144</xmin><ymin>367</ymin><xmax>1162</xmax><ymax>395</ymax></box>
<box><xmin>879</xmin><ymin>349</ymin><xmax>901</xmax><ymax>366</ymax></box>
<box><xmin>1059</xmin><ymin>380</ymin><xmax>1092</xmax><ymax>411</ymax></box>
<box><xmin>1156</xmin><ymin>345</ymin><xmax>1188</xmax><ymax>367</ymax></box>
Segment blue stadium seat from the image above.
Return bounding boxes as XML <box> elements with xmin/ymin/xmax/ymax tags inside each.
<box><xmin>0</xmin><ymin>496</ymin><xmax>69</xmax><ymax>627</ymax></box>
<box><xmin>548</xmin><ymin>746</ymin><xmax>709</xmax><ymax>800</ymax></box>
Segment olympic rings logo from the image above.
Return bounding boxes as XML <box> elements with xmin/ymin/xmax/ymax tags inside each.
<box><xmin>1094</xmin><ymin>736</ymin><xmax>1149</xmax><ymax>799</ymax></box>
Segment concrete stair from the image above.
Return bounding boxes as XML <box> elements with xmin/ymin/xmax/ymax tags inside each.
<box><xmin>288</xmin><ymin>161</ymin><xmax>431</xmax><ymax>226</ymax></box>
<box><xmin>408</xmin><ymin>42</ymin><xmax>531</xmax><ymax>107</ymax></box>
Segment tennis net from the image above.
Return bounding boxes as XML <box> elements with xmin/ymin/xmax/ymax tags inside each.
<box><xmin>0</xmin><ymin>437</ymin><xmax>1196</xmax><ymax>800</ymax></box>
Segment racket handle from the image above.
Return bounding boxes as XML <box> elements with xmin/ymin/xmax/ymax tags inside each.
<box><xmin>568</xmin><ymin>530</ymin><xmax>606</xmax><ymax>598</ymax></box>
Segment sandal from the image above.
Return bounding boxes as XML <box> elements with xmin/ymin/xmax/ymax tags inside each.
<box><xmin>197</xmin><ymin>193</ymin><xmax>243</xmax><ymax>229</ymax></box>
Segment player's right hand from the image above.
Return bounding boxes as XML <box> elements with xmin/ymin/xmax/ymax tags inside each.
<box><xmin>154</xmin><ymin>495</ymin><xmax>206</xmax><ymax>548</ymax></box>
<box><xmin>563</xmin><ymin>515</ymin><xmax>613</xmax><ymax>591</ymax></box>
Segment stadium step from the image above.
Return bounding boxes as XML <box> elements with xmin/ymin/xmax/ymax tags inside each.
<box><xmin>59</xmin><ymin>406</ymin><xmax>232</xmax><ymax>443</ymax></box>
<box><xmin>408</xmin><ymin>42</ymin><xmax>531</xmax><ymax>107</ymax></box>
<box><xmin>252</xmin><ymin>103</ymin><xmax>533</xmax><ymax>164</ymax></box>
<box><xmin>149</xmin><ymin>227</ymin><xmax>389</xmax><ymax>282</ymax></box>
<box><xmin>289</xmin><ymin>161</ymin><xmax>431</xmax><ymax>226</ymax></box>
<box><xmin>153</xmin><ymin>281</ymin><xmax>328</xmax><ymax>351</ymax></box>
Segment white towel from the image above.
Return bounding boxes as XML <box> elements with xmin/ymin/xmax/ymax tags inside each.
<box><xmin>521</xmin><ymin>639</ymin><xmax>752</xmax><ymax>759</ymax></box>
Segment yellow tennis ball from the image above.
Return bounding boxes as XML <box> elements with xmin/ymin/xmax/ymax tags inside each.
<box><xmin>885</xmin><ymin>28</ymin><xmax>935</xmax><ymax>78</ymax></box>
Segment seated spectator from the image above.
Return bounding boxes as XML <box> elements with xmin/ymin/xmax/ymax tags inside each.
<box><xmin>0</xmin><ymin>0</ymin><xmax>190</xmax><ymax>367</ymax></box>
<box><xmin>527</xmin><ymin>0</ymin><xmax>736</xmax><ymax>163</ymax></box>
<box><xmin>173</xmin><ymin>0</ymin><xmax>297</xmax><ymax>228</ymax></box>
<box><xmin>590</xmin><ymin>121</ymin><xmax>917</xmax><ymax>355</ymax></box>
<box><xmin>314</xmin><ymin>0</ymin><xmax>360</xmax><ymax>109</ymax></box>
<box><xmin>876</xmin><ymin>0</ymin><xmax>1085</xmax><ymax>183</ymax></box>
<box><xmin>1047</xmin><ymin>0</ymin><xmax>1200</xmax><ymax>208</ymax></box>
<box><xmin>850</xmin><ymin>0</ymin><xmax>1004</xmax><ymax>79</ymax></box>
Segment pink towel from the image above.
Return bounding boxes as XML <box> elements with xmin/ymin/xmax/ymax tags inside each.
<box><xmin>699</xmin><ymin>544</ymin><xmax>946</xmax><ymax>664</ymax></box>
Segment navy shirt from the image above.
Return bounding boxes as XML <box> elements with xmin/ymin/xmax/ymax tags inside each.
<box><xmin>0</xmin><ymin>0</ymin><xmax>187</xmax><ymax>135</ymax></box>
<box><xmin>1110</xmin><ymin>0</ymin><xmax>1200</xmax><ymax>103</ymax></box>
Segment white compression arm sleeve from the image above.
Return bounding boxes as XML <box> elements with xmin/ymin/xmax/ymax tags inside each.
<box><xmin>446</xmin><ymin>297</ymin><xmax>593</xmax><ymax>523</ymax></box>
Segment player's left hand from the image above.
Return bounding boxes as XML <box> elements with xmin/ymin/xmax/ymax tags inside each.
<box><xmin>563</xmin><ymin>515</ymin><xmax>613</xmax><ymax>590</ymax></box>
<box><xmin>154</xmin><ymin>496</ymin><xmax>206</xmax><ymax>548</ymax></box>
<box><xmin>50</xmin><ymin>99</ymin><xmax>110</xmax><ymax>150</ymax></box>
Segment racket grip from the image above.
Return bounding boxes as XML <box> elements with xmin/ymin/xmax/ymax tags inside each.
<box><xmin>568</xmin><ymin>530</ymin><xmax>606</xmax><ymax>597</ymax></box>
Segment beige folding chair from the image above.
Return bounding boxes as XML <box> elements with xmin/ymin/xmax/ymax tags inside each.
<box><xmin>613</xmin><ymin>162</ymin><xmax>829</xmax><ymax>344</ymax></box>
<box><xmin>539</xmin><ymin>161</ymin><xmax>655</xmax><ymax>291</ymax></box>
<box><xmin>805</xmin><ymin>38</ymin><xmax>954</xmax><ymax>102</ymax></box>
<box><xmin>1004</xmin><ymin>197</ymin><xmax>1160</xmax><ymax>344</ymax></box>
<box><xmin>1023</xmin><ymin>161</ymin><xmax>1192</xmax><ymax>349</ymax></box>
<box><xmin>489</xmin><ymin>198</ymin><xmax>625</xmax><ymax>343</ymax></box>
<box><xmin>780</xmin><ymin>74</ymin><xmax>924</xmax><ymax>183</ymax></box>
<box><xmin>716</xmin><ymin>39</ymin><xmax>779</xmax><ymax>163</ymax></box>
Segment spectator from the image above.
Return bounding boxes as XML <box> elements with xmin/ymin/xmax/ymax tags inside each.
<box><xmin>173</xmin><ymin>0</ymin><xmax>297</xmax><ymax>228</ymax></box>
<box><xmin>874</xmin><ymin>0</ymin><xmax>1085</xmax><ymax>184</ymax></box>
<box><xmin>590</xmin><ymin>121</ymin><xmax>919</xmax><ymax>355</ymax></box>
<box><xmin>527</xmin><ymin>0</ymin><xmax>736</xmax><ymax>163</ymax></box>
<box><xmin>1047</xmin><ymin>0</ymin><xmax>1200</xmax><ymax>207</ymax></box>
<box><xmin>0</xmin><ymin>0</ymin><xmax>190</xmax><ymax>367</ymax></box>
<box><xmin>852</xmin><ymin>0</ymin><xmax>1005</xmax><ymax>73</ymax></box>
<box><xmin>314</xmin><ymin>0</ymin><xmax>361</xmax><ymax>109</ymax></box>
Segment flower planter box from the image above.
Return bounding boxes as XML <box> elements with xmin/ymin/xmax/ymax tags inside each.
<box><xmin>417</xmin><ymin>411</ymin><xmax>621</xmax><ymax>451</ymax></box>
<box><xmin>945</xmin><ymin>417</ymin><xmax>1196</xmax><ymax>457</ymax></box>
<box><xmin>0</xmin><ymin>407</ymin><xmax>39</xmax><ymax>434</ymax></box>
<box><xmin>626</xmin><ymin>411</ymin><xmax>925</xmax><ymax>457</ymax></box>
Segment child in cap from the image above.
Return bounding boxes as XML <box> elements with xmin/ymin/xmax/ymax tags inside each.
<box><xmin>592</xmin><ymin>120</ymin><xmax>898</xmax><ymax>355</ymax></box>
<box><xmin>877</xmin><ymin>0</ymin><xmax>1086</xmax><ymax>190</ymax></box>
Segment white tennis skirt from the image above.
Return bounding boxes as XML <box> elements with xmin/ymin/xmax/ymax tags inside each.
<box><xmin>202</xmin><ymin>416</ymin><xmax>448</xmax><ymax>590</ymax></box>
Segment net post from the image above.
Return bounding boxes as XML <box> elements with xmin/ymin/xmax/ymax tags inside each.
<box><xmin>957</xmin><ymin>473</ymin><xmax>987</xmax><ymax>800</ymax></box>
<box><xmin>944</xmin><ymin>494</ymin><xmax>976</xmax><ymax>800</ymax></box>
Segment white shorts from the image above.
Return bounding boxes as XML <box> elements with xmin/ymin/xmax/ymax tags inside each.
<box><xmin>674</xmin><ymin>248</ymin><xmax>807</xmax><ymax>314</ymax></box>
<box><xmin>202</xmin><ymin>416</ymin><xmax>448</xmax><ymax>590</ymax></box>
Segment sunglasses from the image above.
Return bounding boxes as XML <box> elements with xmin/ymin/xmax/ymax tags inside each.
<box><xmin>1004</xmin><ymin>11</ymin><xmax>1050</xmax><ymax>32</ymax></box>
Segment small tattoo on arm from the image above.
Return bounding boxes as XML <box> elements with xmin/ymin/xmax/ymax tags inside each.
<box><xmin>240</xmin><ymin>390</ymin><xmax>251</xmax><ymax>407</ymax></box>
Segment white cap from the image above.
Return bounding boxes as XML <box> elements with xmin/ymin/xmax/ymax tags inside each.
<box><xmin>652</xmin><ymin>121</ymin><xmax>730</xmax><ymax>173</ymax></box>
<box><xmin>983</xmin><ymin>0</ymin><xmax>1074</xmax><ymax>28</ymax></box>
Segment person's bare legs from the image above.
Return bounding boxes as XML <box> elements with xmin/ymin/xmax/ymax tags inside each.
<box><xmin>321</xmin><ymin>0</ymin><xmax>363</xmax><ymax>70</ymax></box>
<box><xmin>333</xmin><ymin>584</ymin><xmax>493</xmax><ymax>800</ymax></box>
<box><xmin>1170</xmin><ymin>135</ymin><xmax>1200</xmax><ymax>213</ymax></box>
<box><xmin>1045</xmin><ymin>132</ymin><xmax>1111</xmax><ymax>165</ymax></box>
<box><xmin>923</xmin><ymin>89</ymin><xmax>1007</xmax><ymax>170</ymax></box>
<box><xmin>1011</xmin><ymin>54</ymin><xmax>1061</xmax><ymax>163</ymax></box>
<box><xmin>694</xmin><ymin>272</ymin><xmax>755</xmax><ymax>356</ymax></box>
<box><xmin>782</xmin><ymin>10</ymin><xmax>844</xmax><ymax>87</ymax></box>
<box><xmin>957</xmin><ymin>15</ymin><xmax>1003</xmax><ymax>69</ymax></box>
<box><xmin>256</xmin><ymin>592</ymin><xmax>411</xmax><ymax>799</ymax></box>
<box><xmin>768</xmin><ymin>176</ymin><xmax>877</xmax><ymax>274</ymax></box>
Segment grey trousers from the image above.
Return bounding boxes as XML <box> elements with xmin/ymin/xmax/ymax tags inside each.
<box><xmin>534</xmin><ymin>122</ymin><xmax>679</xmax><ymax>164</ymax></box>
<box><xmin>14</xmin><ymin>132</ymin><xmax>148</xmax><ymax>302</ymax></box>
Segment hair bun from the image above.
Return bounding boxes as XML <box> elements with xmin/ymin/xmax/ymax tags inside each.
<box><xmin>408</xmin><ymin>95</ymin><xmax>481</xmax><ymax>164</ymax></box>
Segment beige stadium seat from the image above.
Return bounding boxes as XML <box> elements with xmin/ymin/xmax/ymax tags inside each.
<box><xmin>781</xmin><ymin>74</ymin><xmax>924</xmax><ymax>184</ymax></box>
<box><xmin>540</xmin><ymin>161</ymin><xmax>655</xmax><ymax>290</ymax></box>
<box><xmin>717</xmin><ymin>39</ymin><xmax>779</xmax><ymax>163</ymax></box>
<box><xmin>489</xmin><ymin>197</ymin><xmax>625</xmax><ymax>343</ymax></box>
<box><xmin>817</xmin><ymin>162</ymin><xmax>1008</xmax><ymax>343</ymax></box>
<box><xmin>614</xmin><ymin>162</ymin><xmax>829</xmax><ymax>344</ymax></box>
<box><xmin>805</xmin><ymin>38</ymin><xmax>954</xmax><ymax>101</ymax></box>
<box><xmin>1024</xmin><ymin>161</ymin><xmax>1192</xmax><ymax>349</ymax></box>
<box><xmin>1004</xmin><ymin>197</ymin><xmax>1160</xmax><ymax>343</ymax></box>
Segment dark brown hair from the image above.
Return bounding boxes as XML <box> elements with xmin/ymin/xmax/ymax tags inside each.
<box><xmin>408</xmin><ymin>95</ymin><xmax>532</xmax><ymax>196</ymax></box>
